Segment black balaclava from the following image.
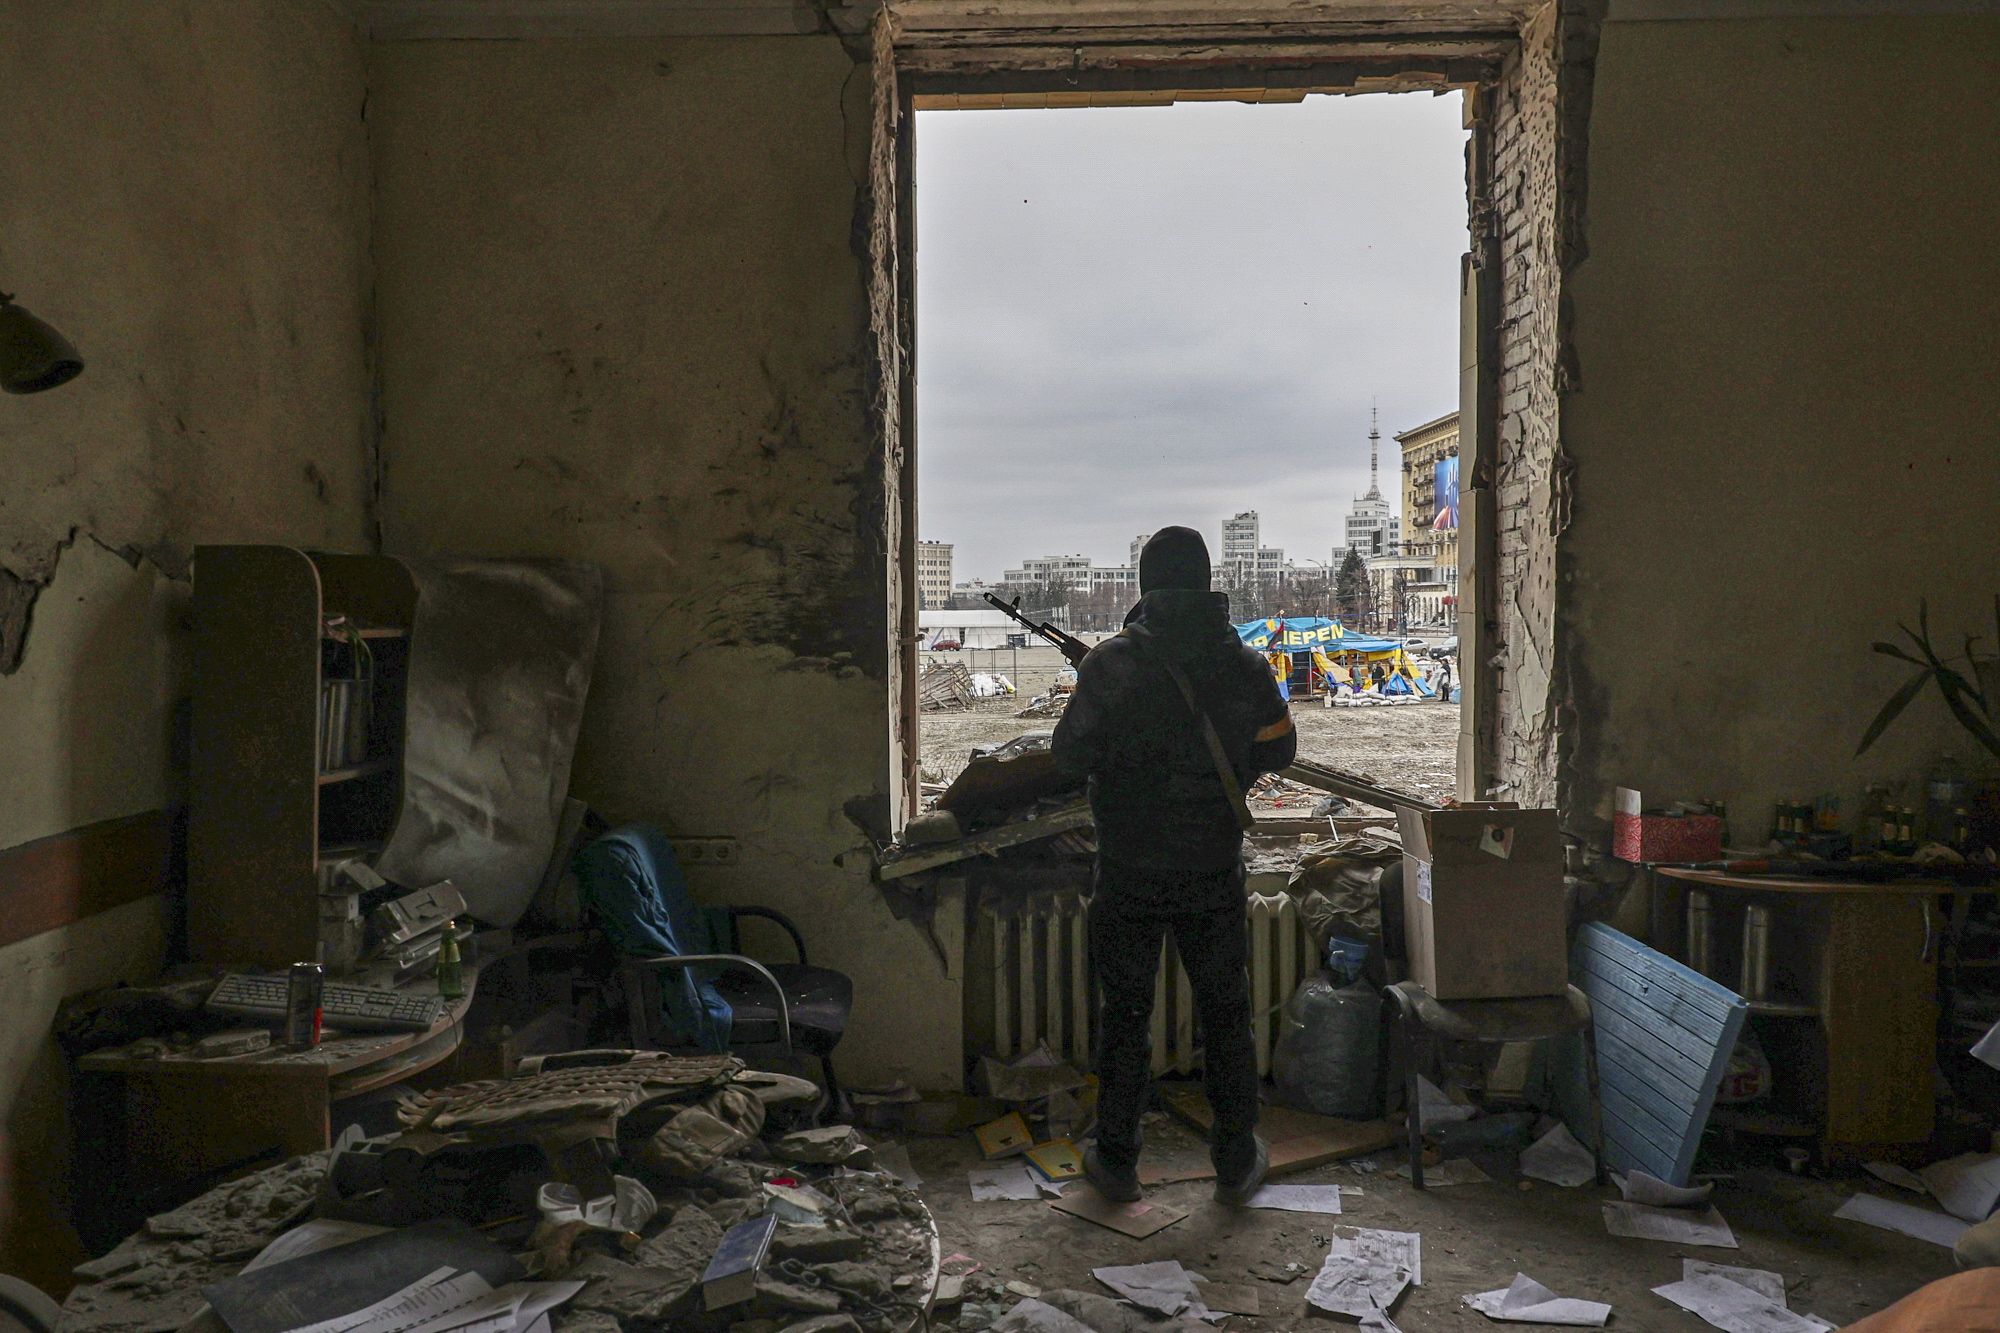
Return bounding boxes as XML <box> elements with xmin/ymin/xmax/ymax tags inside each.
<box><xmin>1138</xmin><ymin>527</ymin><xmax>1212</xmax><ymax>594</ymax></box>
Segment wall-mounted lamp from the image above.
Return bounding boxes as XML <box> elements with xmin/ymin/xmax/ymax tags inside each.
<box><xmin>0</xmin><ymin>292</ymin><xmax>84</xmax><ymax>393</ymax></box>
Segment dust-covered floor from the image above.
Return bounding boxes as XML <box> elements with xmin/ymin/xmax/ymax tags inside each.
<box><xmin>902</xmin><ymin>1108</ymin><xmax>1952</xmax><ymax>1331</ymax></box>
<box><xmin>919</xmin><ymin>644</ymin><xmax>1460</xmax><ymax>805</ymax></box>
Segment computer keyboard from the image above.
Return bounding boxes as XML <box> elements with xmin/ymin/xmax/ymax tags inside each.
<box><xmin>207</xmin><ymin>973</ymin><xmax>449</xmax><ymax>1033</ymax></box>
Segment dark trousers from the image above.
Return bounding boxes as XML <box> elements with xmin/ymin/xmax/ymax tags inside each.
<box><xmin>1089</xmin><ymin>878</ymin><xmax>1260</xmax><ymax>1176</ymax></box>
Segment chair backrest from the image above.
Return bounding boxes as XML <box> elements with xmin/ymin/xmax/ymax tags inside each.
<box><xmin>572</xmin><ymin>824</ymin><xmax>734</xmax><ymax>1051</ymax></box>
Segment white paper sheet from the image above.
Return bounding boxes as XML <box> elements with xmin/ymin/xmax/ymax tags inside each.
<box><xmin>401</xmin><ymin>1282</ymin><xmax>584</xmax><ymax>1333</ymax></box>
<box><xmin>1601</xmin><ymin>1202</ymin><xmax>1738</xmax><ymax>1248</ymax></box>
<box><xmin>1620</xmin><ymin>1170</ymin><xmax>1714</xmax><ymax>1208</ymax></box>
<box><xmin>1306</xmin><ymin>1261</ymin><xmax>1411</xmax><ymax>1318</ymax></box>
<box><xmin>1242</xmin><ymin>1183</ymin><xmax>1345</xmax><ymax>1214</ymax></box>
<box><xmin>1833</xmin><ymin>1194</ymin><xmax>1970</xmax><ymax>1248</ymax></box>
<box><xmin>1091</xmin><ymin>1262</ymin><xmax>1202</xmax><ymax>1317</ymax></box>
<box><xmin>1329</xmin><ymin>1229</ymin><xmax>1423</xmax><ymax>1286</ymax></box>
<box><xmin>1919</xmin><ymin>1152</ymin><xmax>2000</xmax><ymax>1222</ymax></box>
<box><xmin>1520</xmin><ymin>1124</ymin><xmax>1597</xmax><ymax>1188</ymax></box>
<box><xmin>1359</xmin><ymin>1302</ymin><xmax>1405</xmax><ymax>1333</ymax></box>
<box><xmin>1653</xmin><ymin>1274</ymin><xmax>1825</xmax><ymax>1333</ymax></box>
<box><xmin>1417</xmin><ymin>1076</ymin><xmax>1478</xmax><ymax>1125</ymax></box>
<box><xmin>992</xmin><ymin>1298</ymin><xmax>1098</xmax><ymax>1333</ymax></box>
<box><xmin>1683</xmin><ymin>1262</ymin><xmax>1785</xmax><ymax>1305</ymax></box>
<box><xmin>244</xmin><ymin>1220</ymin><xmax>389</xmax><ymax>1273</ymax></box>
<box><xmin>1862</xmin><ymin>1161</ymin><xmax>1929</xmax><ymax>1194</ymax></box>
<box><xmin>1465</xmin><ymin>1273</ymin><xmax>1611</xmax><ymax>1326</ymax></box>
<box><xmin>286</xmin><ymin>1269</ymin><xmax>489</xmax><ymax>1333</ymax></box>
<box><xmin>872</xmin><ymin>1141</ymin><xmax>924</xmax><ymax>1190</ymax></box>
<box><xmin>970</xmin><ymin>1165</ymin><xmax>1041</xmax><ymax>1201</ymax></box>
<box><xmin>1393</xmin><ymin>1158</ymin><xmax>1492</xmax><ymax>1187</ymax></box>
<box><xmin>1971</xmin><ymin>1017</ymin><xmax>2000</xmax><ymax>1071</ymax></box>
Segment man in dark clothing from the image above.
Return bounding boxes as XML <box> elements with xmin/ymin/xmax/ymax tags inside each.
<box><xmin>1051</xmin><ymin>527</ymin><xmax>1297</xmax><ymax>1205</ymax></box>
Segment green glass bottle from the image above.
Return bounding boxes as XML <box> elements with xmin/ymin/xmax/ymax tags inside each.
<box><xmin>435</xmin><ymin>921</ymin><xmax>465</xmax><ymax>999</ymax></box>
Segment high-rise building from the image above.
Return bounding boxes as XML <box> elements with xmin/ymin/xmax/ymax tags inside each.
<box><xmin>1221</xmin><ymin>512</ymin><xmax>1260</xmax><ymax>567</ymax></box>
<box><xmin>1394</xmin><ymin>409</ymin><xmax>1461</xmax><ymax>628</ymax></box>
<box><xmin>1129</xmin><ymin>533</ymin><xmax>1152</xmax><ymax>568</ymax></box>
<box><xmin>916</xmin><ymin>540</ymin><xmax>953</xmax><ymax>610</ymax></box>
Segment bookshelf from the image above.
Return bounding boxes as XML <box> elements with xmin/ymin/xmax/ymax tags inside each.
<box><xmin>188</xmin><ymin>546</ymin><xmax>417</xmax><ymax>967</ymax></box>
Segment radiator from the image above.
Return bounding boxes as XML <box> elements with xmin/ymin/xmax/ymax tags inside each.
<box><xmin>972</xmin><ymin>892</ymin><xmax>1313</xmax><ymax>1077</ymax></box>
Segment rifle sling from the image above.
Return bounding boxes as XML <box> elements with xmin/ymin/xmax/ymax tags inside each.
<box><xmin>1123</xmin><ymin>625</ymin><xmax>1257</xmax><ymax>834</ymax></box>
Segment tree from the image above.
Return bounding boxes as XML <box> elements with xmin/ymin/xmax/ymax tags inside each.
<box><xmin>1335</xmin><ymin>548</ymin><xmax>1371</xmax><ymax>624</ymax></box>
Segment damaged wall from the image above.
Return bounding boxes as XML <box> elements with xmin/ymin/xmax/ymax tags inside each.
<box><xmin>0</xmin><ymin>0</ymin><xmax>373</xmax><ymax>1282</ymax></box>
<box><xmin>1562</xmin><ymin>13</ymin><xmax>2000</xmax><ymax>844</ymax></box>
<box><xmin>368</xmin><ymin>34</ymin><xmax>964</xmax><ymax>1087</ymax></box>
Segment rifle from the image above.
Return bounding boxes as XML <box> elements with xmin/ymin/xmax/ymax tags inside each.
<box><xmin>982</xmin><ymin>593</ymin><xmax>1091</xmax><ymax>666</ymax></box>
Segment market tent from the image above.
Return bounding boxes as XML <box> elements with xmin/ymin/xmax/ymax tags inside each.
<box><xmin>1235</xmin><ymin>616</ymin><xmax>1403</xmax><ymax>656</ymax></box>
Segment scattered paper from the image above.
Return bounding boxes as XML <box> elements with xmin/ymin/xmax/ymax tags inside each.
<box><xmin>1394</xmin><ymin>1158</ymin><xmax>1491</xmax><ymax>1187</ymax></box>
<box><xmin>1242</xmin><ymin>1183</ymin><xmax>1346</xmax><ymax>1214</ymax></box>
<box><xmin>1359</xmin><ymin>1302</ymin><xmax>1405</xmax><ymax>1333</ymax></box>
<box><xmin>1654</xmin><ymin>1273</ymin><xmax>1825</xmax><ymax>1333</ymax></box>
<box><xmin>970</xmin><ymin>1165</ymin><xmax>1041</xmax><ymax>1201</ymax></box>
<box><xmin>1833</xmin><ymin>1194</ymin><xmax>1969</xmax><ymax>1248</ymax></box>
<box><xmin>1519</xmin><ymin>1124</ymin><xmax>1596</xmax><ymax>1188</ymax></box>
<box><xmin>1620</xmin><ymin>1170</ymin><xmax>1713</xmax><ymax>1208</ymax></box>
<box><xmin>1092</xmin><ymin>1262</ymin><xmax>1204</xmax><ymax>1317</ymax></box>
<box><xmin>991</xmin><ymin>1298</ymin><xmax>1096</xmax><ymax>1333</ymax></box>
<box><xmin>872</xmin><ymin>1141</ymin><xmax>923</xmax><ymax>1190</ymax></box>
<box><xmin>1602</xmin><ymin>1202</ymin><xmax>1738</xmax><ymax>1248</ymax></box>
<box><xmin>1328</xmin><ymin>1228</ymin><xmax>1422</xmax><ymax>1285</ymax></box>
<box><xmin>1417</xmin><ymin>1075</ymin><xmax>1478</xmax><ymax>1125</ymax></box>
<box><xmin>1306</xmin><ymin>1260</ymin><xmax>1411</xmax><ymax>1318</ymax></box>
<box><xmin>243</xmin><ymin>1220</ymin><xmax>388</xmax><ymax>1273</ymax></box>
<box><xmin>1684</xmin><ymin>1262</ymin><xmax>1785</xmax><ymax>1305</ymax></box>
<box><xmin>1465</xmin><ymin>1273</ymin><xmax>1611</xmax><ymax>1326</ymax></box>
<box><xmin>1971</xmin><ymin>1017</ymin><xmax>2000</xmax><ymax>1071</ymax></box>
<box><xmin>1918</xmin><ymin>1152</ymin><xmax>2000</xmax><ymax>1222</ymax></box>
<box><xmin>1862</xmin><ymin>1161</ymin><xmax>1929</xmax><ymax>1194</ymax></box>
<box><xmin>290</xmin><ymin>1268</ymin><xmax>489</xmax><ymax>1333</ymax></box>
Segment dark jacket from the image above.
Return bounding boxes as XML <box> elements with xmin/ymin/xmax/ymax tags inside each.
<box><xmin>1052</xmin><ymin>590</ymin><xmax>1297</xmax><ymax>887</ymax></box>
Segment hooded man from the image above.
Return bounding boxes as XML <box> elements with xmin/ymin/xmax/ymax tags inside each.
<box><xmin>1051</xmin><ymin>526</ymin><xmax>1297</xmax><ymax>1205</ymax></box>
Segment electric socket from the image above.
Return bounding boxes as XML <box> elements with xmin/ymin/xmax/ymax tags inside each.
<box><xmin>669</xmin><ymin>835</ymin><xmax>739</xmax><ymax>866</ymax></box>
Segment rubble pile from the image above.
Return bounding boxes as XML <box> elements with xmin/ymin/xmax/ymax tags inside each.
<box><xmin>63</xmin><ymin>1054</ymin><xmax>939</xmax><ymax>1333</ymax></box>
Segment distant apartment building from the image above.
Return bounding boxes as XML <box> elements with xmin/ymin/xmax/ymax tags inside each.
<box><xmin>1394</xmin><ymin>409</ymin><xmax>1461</xmax><ymax>627</ymax></box>
<box><xmin>1129</xmin><ymin>533</ymin><xmax>1152</xmax><ymax>568</ymax></box>
<box><xmin>1001</xmin><ymin>556</ymin><xmax>1140</xmax><ymax>600</ymax></box>
<box><xmin>916</xmin><ymin>540</ymin><xmax>953</xmax><ymax>609</ymax></box>
<box><xmin>1221</xmin><ymin>512</ymin><xmax>1260</xmax><ymax>568</ymax></box>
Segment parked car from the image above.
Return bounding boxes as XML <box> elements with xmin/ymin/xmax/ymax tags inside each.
<box><xmin>931</xmin><ymin>638</ymin><xmax>960</xmax><ymax>651</ymax></box>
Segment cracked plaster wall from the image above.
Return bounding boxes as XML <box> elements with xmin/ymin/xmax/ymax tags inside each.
<box><xmin>367</xmin><ymin>35</ymin><xmax>963</xmax><ymax>1089</ymax></box>
<box><xmin>1562</xmin><ymin>13</ymin><xmax>2000</xmax><ymax>862</ymax></box>
<box><xmin>0</xmin><ymin>0</ymin><xmax>372</xmax><ymax>1280</ymax></box>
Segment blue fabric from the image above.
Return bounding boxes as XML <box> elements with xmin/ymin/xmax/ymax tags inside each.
<box><xmin>1234</xmin><ymin>616</ymin><xmax>1402</xmax><ymax>654</ymax></box>
<box><xmin>572</xmin><ymin>824</ymin><xmax>734</xmax><ymax>1051</ymax></box>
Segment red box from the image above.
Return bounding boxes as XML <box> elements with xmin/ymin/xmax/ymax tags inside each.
<box><xmin>1612</xmin><ymin>787</ymin><xmax>1723</xmax><ymax>863</ymax></box>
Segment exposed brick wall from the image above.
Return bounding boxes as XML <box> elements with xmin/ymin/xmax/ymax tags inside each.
<box><xmin>1484</xmin><ymin>1</ymin><xmax>1564</xmax><ymax>806</ymax></box>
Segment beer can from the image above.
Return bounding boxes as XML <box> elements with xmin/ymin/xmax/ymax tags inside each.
<box><xmin>286</xmin><ymin>961</ymin><xmax>325</xmax><ymax>1048</ymax></box>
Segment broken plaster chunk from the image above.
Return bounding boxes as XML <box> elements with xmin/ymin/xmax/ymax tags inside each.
<box><xmin>71</xmin><ymin>1248</ymin><xmax>145</xmax><ymax>1281</ymax></box>
<box><xmin>770</xmin><ymin>1226</ymin><xmax>870</xmax><ymax>1264</ymax></box>
<box><xmin>776</xmin><ymin>1317</ymin><xmax>862</xmax><ymax>1333</ymax></box>
<box><xmin>566</xmin><ymin>1252</ymin><xmax>700</xmax><ymax>1322</ymax></box>
<box><xmin>754</xmin><ymin>1273</ymin><xmax>845</xmax><ymax>1315</ymax></box>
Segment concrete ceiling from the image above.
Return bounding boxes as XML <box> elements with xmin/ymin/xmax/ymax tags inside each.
<box><xmin>358</xmin><ymin>0</ymin><xmax>1543</xmax><ymax>40</ymax></box>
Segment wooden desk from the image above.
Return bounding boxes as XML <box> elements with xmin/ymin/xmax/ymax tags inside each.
<box><xmin>75</xmin><ymin>968</ymin><xmax>480</xmax><ymax>1223</ymax></box>
<box><xmin>1656</xmin><ymin>868</ymin><xmax>1994</xmax><ymax>1157</ymax></box>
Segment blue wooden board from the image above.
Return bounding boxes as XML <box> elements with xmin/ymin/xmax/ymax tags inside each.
<box><xmin>1565</xmin><ymin>922</ymin><xmax>1747</xmax><ymax>1186</ymax></box>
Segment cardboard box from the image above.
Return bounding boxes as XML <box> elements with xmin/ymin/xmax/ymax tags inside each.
<box><xmin>1611</xmin><ymin>787</ymin><xmax>1724</xmax><ymax>864</ymax></box>
<box><xmin>1398</xmin><ymin>803</ymin><xmax>1567</xmax><ymax>1001</ymax></box>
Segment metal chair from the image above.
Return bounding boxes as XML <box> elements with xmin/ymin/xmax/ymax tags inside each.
<box><xmin>1385</xmin><ymin>980</ymin><xmax>1605</xmax><ymax>1189</ymax></box>
<box><xmin>618</xmin><ymin>905</ymin><xmax>852</xmax><ymax>1108</ymax></box>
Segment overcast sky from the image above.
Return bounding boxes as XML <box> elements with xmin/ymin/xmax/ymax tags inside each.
<box><xmin>916</xmin><ymin>92</ymin><xmax>1469</xmax><ymax>583</ymax></box>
